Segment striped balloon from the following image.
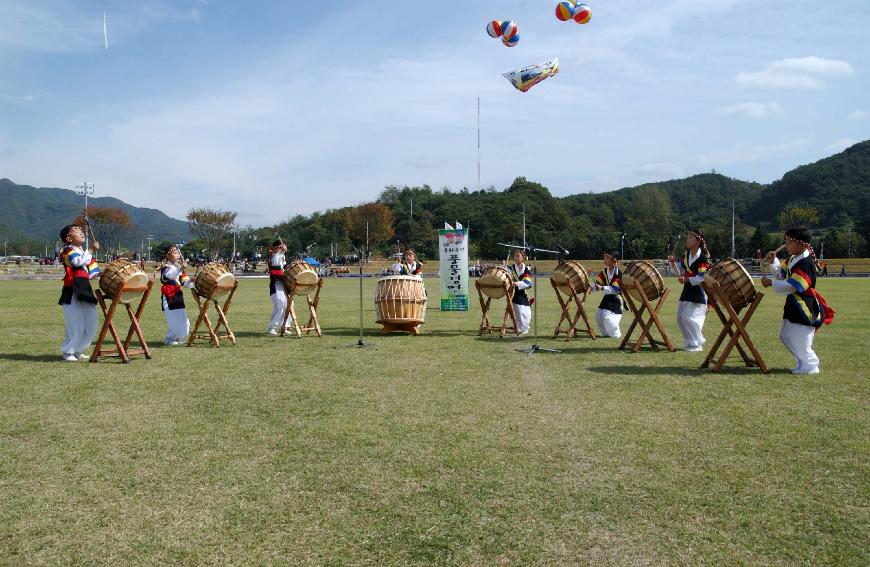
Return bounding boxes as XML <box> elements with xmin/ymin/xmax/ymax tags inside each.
<box><xmin>573</xmin><ymin>3</ymin><xmax>592</xmax><ymax>24</ymax></box>
<box><xmin>486</xmin><ymin>20</ymin><xmax>502</xmax><ymax>38</ymax></box>
<box><xmin>502</xmin><ymin>34</ymin><xmax>520</xmax><ymax>47</ymax></box>
<box><xmin>555</xmin><ymin>2</ymin><xmax>575</xmax><ymax>22</ymax></box>
<box><xmin>500</xmin><ymin>20</ymin><xmax>518</xmax><ymax>40</ymax></box>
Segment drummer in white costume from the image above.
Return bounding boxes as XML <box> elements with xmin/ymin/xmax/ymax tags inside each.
<box><xmin>391</xmin><ymin>249</ymin><xmax>423</xmax><ymax>277</ymax></box>
<box><xmin>589</xmin><ymin>251</ymin><xmax>624</xmax><ymax>338</ymax></box>
<box><xmin>668</xmin><ymin>229</ymin><xmax>711</xmax><ymax>352</ymax></box>
<box><xmin>509</xmin><ymin>249</ymin><xmax>532</xmax><ymax>334</ymax></box>
<box><xmin>266</xmin><ymin>234</ymin><xmax>292</xmax><ymax>336</ymax></box>
<box><xmin>158</xmin><ymin>245</ymin><xmax>194</xmax><ymax>345</ymax></box>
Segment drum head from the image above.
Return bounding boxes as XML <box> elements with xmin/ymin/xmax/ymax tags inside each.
<box><xmin>210</xmin><ymin>272</ymin><xmax>236</xmax><ymax>299</ymax></box>
<box><xmin>293</xmin><ymin>270</ymin><xmax>319</xmax><ymax>287</ymax></box>
<box><xmin>479</xmin><ymin>274</ymin><xmax>507</xmax><ymax>298</ymax></box>
<box><xmin>118</xmin><ymin>272</ymin><xmax>148</xmax><ymax>304</ymax></box>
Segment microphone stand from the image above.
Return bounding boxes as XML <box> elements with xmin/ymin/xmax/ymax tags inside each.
<box><xmin>498</xmin><ymin>242</ymin><xmax>562</xmax><ymax>356</ymax></box>
<box><xmin>341</xmin><ymin>246</ymin><xmax>375</xmax><ymax>349</ymax></box>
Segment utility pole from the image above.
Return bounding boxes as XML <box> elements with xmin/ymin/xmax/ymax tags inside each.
<box><xmin>848</xmin><ymin>227</ymin><xmax>853</xmax><ymax>258</ymax></box>
<box><xmin>145</xmin><ymin>234</ymin><xmax>156</xmax><ymax>262</ymax></box>
<box><xmin>75</xmin><ymin>178</ymin><xmax>95</xmax><ymax>248</ymax></box>
<box><xmin>731</xmin><ymin>198</ymin><xmax>736</xmax><ymax>258</ymax></box>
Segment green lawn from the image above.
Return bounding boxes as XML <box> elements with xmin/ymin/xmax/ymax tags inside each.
<box><xmin>0</xmin><ymin>277</ymin><xmax>867</xmax><ymax>566</ymax></box>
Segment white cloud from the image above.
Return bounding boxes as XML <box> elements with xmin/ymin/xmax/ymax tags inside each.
<box><xmin>717</xmin><ymin>102</ymin><xmax>783</xmax><ymax>118</ymax></box>
<box><xmin>736</xmin><ymin>56</ymin><xmax>853</xmax><ymax>90</ymax></box>
<box><xmin>849</xmin><ymin>110</ymin><xmax>869</xmax><ymax>120</ymax></box>
<box><xmin>696</xmin><ymin>139</ymin><xmax>808</xmax><ymax>166</ymax></box>
<box><xmin>768</xmin><ymin>56</ymin><xmax>854</xmax><ymax>76</ymax></box>
<box><xmin>0</xmin><ymin>0</ymin><xmax>205</xmax><ymax>52</ymax></box>
<box><xmin>826</xmin><ymin>138</ymin><xmax>856</xmax><ymax>152</ymax></box>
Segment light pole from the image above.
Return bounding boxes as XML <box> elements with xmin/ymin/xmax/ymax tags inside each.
<box><xmin>145</xmin><ymin>234</ymin><xmax>157</xmax><ymax>262</ymax></box>
<box><xmin>620</xmin><ymin>233</ymin><xmax>626</xmax><ymax>260</ymax></box>
<box><xmin>75</xmin><ymin>179</ymin><xmax>95</xmax><ymax>248</ymax></box>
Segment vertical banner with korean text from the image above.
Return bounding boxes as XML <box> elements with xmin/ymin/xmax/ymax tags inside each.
<box><xmin>438</xmin><ymin>228</ymin><xmax>469</xmax><ymax>311</ymax></box>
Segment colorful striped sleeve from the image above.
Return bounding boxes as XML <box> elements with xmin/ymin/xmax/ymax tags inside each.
<box><xmin>787</xmin><ymin>268</ymin><xmax>812</xmax><ymax>293</ymax></box>
<box><xmin>63</xmin><ymin>249</ymin><xmax>80</xmax><ymax>267</ymax></box>
<box><xmin>87</xmin><ymin>258</ymin><xmax>100</xmax><ymax>278</ymax></box>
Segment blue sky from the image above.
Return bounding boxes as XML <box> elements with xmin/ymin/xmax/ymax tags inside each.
<box><xmin>1</xmin><ymin>0</ymin><xmax>868</xmax><ymax>226</ymax></box>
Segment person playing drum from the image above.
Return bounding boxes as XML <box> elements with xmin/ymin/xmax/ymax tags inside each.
<box><xmin>589</xmin><ymin>251</ymin><xmax>623</xmax><ymax>338</ymax></box>
<box><xmin>266</xmin><ymin>233</ymin><xmax>291</xmax><ymax>336</ymax></box>
<box><xmin>57</xmin><ymin>224</ymin><xmax>101</xmax><ymax>362</ymax></box>
<box><xmin>510</xmin><ymin>249</ymin><xmax>532</xmax><ymax>334</ymax></box>
<box><xmin>392</xmin><ymin>249</ymin><xmax>423</xmax><ymax>276</ymax></box>
<box><xmin>760</xmin><ymin>227</ymin><xmax>833</xmax><ymax>374</ymax></box>
<box><xmin>668</xmin><ymin>229</ymin><xmax>711</xmax><ymax>352</ymax></box>
<box><xmin>158</xmin><ymin>244</ymin><xmax>194</xmax><ymax>345</ymax></box>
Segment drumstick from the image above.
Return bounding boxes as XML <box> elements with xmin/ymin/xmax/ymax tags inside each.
<box><xmin>760</xmin><ymin>244</ymin><xmax>786</xmax><ymax>278</ymax></box>
<box><xmin>84</xmin><ymin>219</ymin><xmax>99</xmax><ymax>247</ymax></box>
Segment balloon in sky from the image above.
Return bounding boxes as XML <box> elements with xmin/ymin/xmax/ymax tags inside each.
<box><xmin>503</xmin><ymin>58</ymin><xmax>560</xmax><ymax>93</ymax></box>
<box><xmin>502</xmin><ymin>34</ymin><xmax>520</xmax><ymax>47</ymax></box>
<box><xmin>500</xmin><ymin>20</ymin><xmax>518</xmax><ymax>40</ymax></box>
<box><xmin>573</xmin><ymin>4</ymin><xmax>592</xmax><ymax>24</ymax></box>
<box><xmin>485</xmin><ymin>20</ymin><xmax>503</xmax><ymax>38</ymax></box>
<box><xmin>555</xmin><ymin>2</ymin><xmax>575</xmax><ymax>22</ymax></box>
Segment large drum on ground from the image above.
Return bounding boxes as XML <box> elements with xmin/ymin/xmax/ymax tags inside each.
<box><xmin>194</xmin><ymin>262</ymin><xmax>235</xmax><ymax>300</ymax></box>
<box><xmin>478</xmin><ymin>265</ymin><xmax>514</xmax><ymax>299</ymax></box>
<box><xmin>551</xmin><ymin>260</ymin><xmax>590</xmax><ymax>295</ymax></box>
<box><xmin>283</xmin><ymin>260</ymin><xmax>319</xmax><ymax>296</ymax></box>
<box><xmin>375</xmin><ymin>276</ymin><xmax>427</xmax><ymax>325</ymax></box>
<box><xmin>705</xmin><ymin>259</ymin><xmax>756</xmax><ymax>311</ymax></box>
<box><xmin>99</xmin><ymin>258</ymin><xmax>148</xmax><ymax>304</ymax></box>
<box><xmin>622</xmin><ymin>260</ymin><xmax>665</xmax><ymax>301</ymax></box>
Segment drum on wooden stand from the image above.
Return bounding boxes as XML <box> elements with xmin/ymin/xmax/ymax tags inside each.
<box><xmin>478</xmin><ymin>265</ymin><xmax>513</xmax><ymax>298</ymax></box>
<box><xmin>193</xmin><ymin>262</ymin><xmax>235</xmax><ymax>300</ymax></box>
<box><xmin>622</xmin><ymin>261</ymin><xmax>664</xmax><ymax>301</ymax></box>
<box><xmin>375</xmin><ymin>275</ymin><xmax>427</xmax><ymax>333</ymax></box>
<box><xmin>551</xmin><ymin>260</ymin><xmax>590</xmax><ymax>296</ymax></box>
<box><xmin>704</xmin><ymin>259</ymin><xmax>756</xmax><ymax>311</ymax></box>
<box><xmin>99</xmin><ymin>258</ymin><xmax>149</xmax><ymax>304</ymax></box>
<box><xmin>283</xmin><ymin>260</ymin><xmax>319</xmax><ymax>297</ymax></box>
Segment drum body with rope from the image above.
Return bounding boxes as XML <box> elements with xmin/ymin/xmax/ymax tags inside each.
<box><xmin>99</xmin><ymin>258</ymin><xmax>148</xmax><ymax>304</ymax></box>
<box><xmin>704</xmin><ymin>259</ymin><xmax>756</xmax><ymax>311</ymax></box>
<box><xmin>283</xmin><ymin>260</ymin><xmax>319</xmax><ymax>297</ymax></box>
<box><xmin>375</xmin><ymin>276</ymin><xmax>427</xmax><ymax>325</ymax></box>
<box><xmin>622</xmin><ymin>261</ymin><xmax>664</xmax><ymax>300</ymax></box>
<box><xmin>551</xmin><ymin>261</ymin><xmax>590</xmax><ymax>295</ymax></box>
<box><xmin>477</xmin><ymin>265</ymin><xmax>514</xmax><ymax>299</ymax></box>
<box><xmin>194</xmin><ymin>262</ymin><xmax>235</xmax><ymax>300</ymax></box>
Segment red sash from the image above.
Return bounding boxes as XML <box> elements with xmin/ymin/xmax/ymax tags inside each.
<box><xmin>161</xmin><ymin>283</ymin><xmax>181</xmax><ymax>301</ymax></box>
<box><xmin>809</xmin><ymin>288</ymin><xmax>834</xmax><ymax>327</ymax></box>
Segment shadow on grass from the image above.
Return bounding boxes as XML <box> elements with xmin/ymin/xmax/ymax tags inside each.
<box><xmin>0</xmin><ymin>353</ymin><xmax>64</xmax><ymax>363</ymax></box>
<box><xmin>587</xmin><ymin>365</ymin><xmax>792</xmax><ymax>377</ymax></box>
<box><xmin>324</xmin><ymin>327</ymin><xmax>470</xmax><ymax>338</ymax></box>
<box><xmin>558</xmin><ymin>345</ymin><xmax>677</xmax><ymax>355</ymax></box>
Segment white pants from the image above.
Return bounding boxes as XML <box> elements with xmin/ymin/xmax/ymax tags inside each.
<box><xmin>676</xmin><ymin>300</ymin><xmax>706</xmax><ymax>349</ymax></box>
<box><xmin>513</xmin><ymin>303</ymin><xmax>531</xmax><ymax>333</ymax></box>
<box><xmin>269</xmin><ymin>281</ymin><xmax>291</xmax><ymax>331</ymax></box>
<box><xmin>595</xmin><ymin>308</ymin><xmax>622</xmax><ymax>338</ymax></box>
<box><xmin>60</xmin><ymin>295</ymin><xmax>98</xmax><ymax>355</ymax></box>
<box><xmin>779</xmin><ymin>320</ymin><xmax>819</xmax><ymax>372</ymax></box>
<box><xmin>162</xmin><ymin>296</ymin><xmax>190</xmax><ymax>343</ymax></box>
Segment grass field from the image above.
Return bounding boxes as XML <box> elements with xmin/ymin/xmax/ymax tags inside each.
<box><xmin>0</xmin><ymin>277</ymin><xmax>867</xmax><ymax>566</ymax></box>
